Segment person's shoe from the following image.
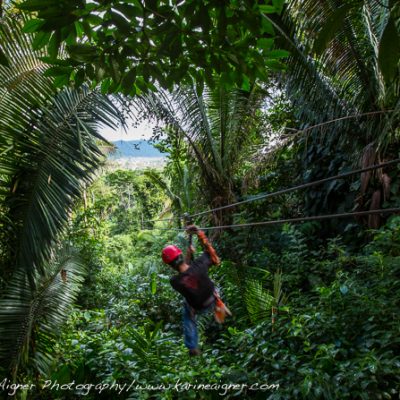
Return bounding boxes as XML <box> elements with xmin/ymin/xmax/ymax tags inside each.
<box><xmin>189</xmin><ymin>348</ymin><xmax>201</xmax><ymax>356</ymax></box>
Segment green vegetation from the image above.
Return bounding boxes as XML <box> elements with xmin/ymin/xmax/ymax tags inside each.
<box><xmin>0</xmin><ymin>1</ymin><xmax>399</xmax><ymax>399</ymax></box>
<box><xmin>12</xmin><ymin>169</ymin><xmax>400</xmax><ymax>399</ymax></box>
<box><xmin>15</xmin><ymin>0</ymin><xmax>287</xmax><ymax>92</ymax></box>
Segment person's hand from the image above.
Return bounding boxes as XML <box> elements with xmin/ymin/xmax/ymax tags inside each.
<box><xmin>186</xmin><ymin>225</ymin><xmax>199</xmax><ymax>234</ymax></box>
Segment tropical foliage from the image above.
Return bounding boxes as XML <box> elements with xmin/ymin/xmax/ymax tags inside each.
<box><xmin>272</xmin><ymin>0</ymin><xmax>400</xmax><ymax>219</ymax></box>
<box><xmin>131</xmin><ymin>85</ymin><xmax>267</xmax><ymax>224</ymax></box>
<box><xmin>15</xmin><ymin>0</ymin><xmax>287</xmax><ymax>92</ymax></box>
<box><xmin>0</xmin><ymin>1</ymin><xmax>399</xmax><ymax>399</ymax></box>
<box><xmin>0</xmin><ymin>14</ymin><xmax>123</xmax><ymax>378</ymax></box>
<box><xmin>0</xmin><ymin>248</ymin><xmax>86</xmax><ymax>379</ymax></box>
<box><xmin>27</xmin><ymin>171</ymin><xmax>400</xmax><ymax>400</ymax></box>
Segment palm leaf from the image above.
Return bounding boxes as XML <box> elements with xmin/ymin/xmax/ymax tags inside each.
<box><xmin>0</xmin><ymin>15</ymin><xmax>123</xmax><ymax>285</ymax></box>
<box><xmin>130</xmin><ymin>84</ymin><xmax>265</xmax><ymax>221</ymax></box>
<box><xmin>245</xmin><ymin>279</ymin><xmax>274</xmax><ymax>324</ymax></box>
<box><xmin>264</xmin><ymin>0</ymin><xmax>400</xmax><ymax>218</ymax></box>
<box><xmin>0</xmin><ymin>247</ymin><xmax>87</xmax><ymax>378</ymax></box>
<box><xmin>245</xmin><ymin>270</ymin><xmax>288</xmax><ymax>325</ymax></box>
<box><xmin>10</xmin><ymin>88</ymin><xmax>120</xmax><ymax>283</ymax></box>
<box><xmin>143</xmin><ymin>169</ymin><xmax>183</xmax><ymax>214</ymax></box>
<box><xmin>272</xmin><ymin>0</ymin><xmax>398</xmax><ymax>146</ymax></box>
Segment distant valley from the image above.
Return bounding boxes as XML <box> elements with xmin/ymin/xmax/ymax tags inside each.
<box><xmin>109</xmin><ymin>140</ymin><xmax>165</xmax><ymax>158</ymax></box>
<box><xmin>108</xmin><ymin>140</ymin><xmax>165</xmax><ymax>170</ymax></box>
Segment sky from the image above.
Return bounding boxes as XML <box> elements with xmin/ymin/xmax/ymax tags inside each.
<box><xmin>100</xmin><ymin>116</ymin><xmax>155</xmax><ymax>142</ymax></box>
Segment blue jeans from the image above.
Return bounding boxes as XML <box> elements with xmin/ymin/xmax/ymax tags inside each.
<box><xmin>182</xmin><ymin>300</ymin><xmax>215</xmax><ymax>350</ymax></box>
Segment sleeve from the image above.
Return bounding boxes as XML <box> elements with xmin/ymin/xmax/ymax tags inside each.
<box><xmin>197</xmin><ymin>230</ymin><xmax>220</xmax><ymax>265</ymax></box>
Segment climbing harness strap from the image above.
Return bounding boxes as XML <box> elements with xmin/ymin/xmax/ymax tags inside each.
<box><xmin>214</xmin><ymin>291</ymin><xmax>232</xmax><ymax>324</ymax></box>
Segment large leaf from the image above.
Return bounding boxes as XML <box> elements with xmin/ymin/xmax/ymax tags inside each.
<box><xmin>378</xmin><ymin>15</ymin><xmax>400</xmax><ymax>85</ymax></box>
<box><xmin>313</xmin><ymin>4</ymin><xmax>352</xmax><ymax>55</ymax></box>
<box><xmin>0</xmin><ymin>15</ymin><xmax>123</xmax><ymax>286</ymax></box>
<box><xmin>0</xmin><ymin>248</ymin><xmax>87</xmax><ymax>377</ymax></box>
<box><xmin>131</xmin><ymin>83</ymin><xmax>264</xmax><ymax>224</ymax></box>
<box><xmin>245</xmin><ymin>279</ymin><xmax>273</xmax><ymax>324</ymax></box>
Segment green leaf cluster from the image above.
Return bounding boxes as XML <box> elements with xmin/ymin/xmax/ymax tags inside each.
<box><xmin>17</xmin><ymin>0</ymin><xmax>290</xmax><ymax>92</ymax></box>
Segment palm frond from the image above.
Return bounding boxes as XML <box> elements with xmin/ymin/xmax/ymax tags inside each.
<box><xmin>245</xmin><ymin>270</ymin><xmax>288</xmax><ymax>325</ymax></box>
<box><xmin>274</xmin><ymin>0</ymin><xmax>398</xmax><ymax>148</ymax></box>
<box><xmin>0</xmin><ymin>247</ymin><xmax>87</xmax><ymax>378</ymax></box>
<box><xmin>0</xmin><ymin>15</ymin><xmax>123</xmax><ymax>284</ymax></box>
<box><xmin>264</xmin><ymin>0</ymin><xmax>400</xmax><ymax>219</ymax></box>
<box><xmin>129</xmin><ymin>84</ymin><xmax>265</xmax><ymax>220</ymax></box>
<box><xmin>1</xmin><ymin>86</ymin><xmax>121</xmax><ymax>286</ymax></box>
<box><xmin>244</xmin><ymin>279</ymin><xmax>273</xmax><ymax>324</ymax></box>
<box><xmin>143</xmin><ymin>170</ymin><xmax>183</xmax><ymax>213</ymax></box>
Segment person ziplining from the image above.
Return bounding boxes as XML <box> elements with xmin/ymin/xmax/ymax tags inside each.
<box><xmin>161</xmin><ymin>225</ymin><xmax>231</xmax><ymax>356</ymax></box>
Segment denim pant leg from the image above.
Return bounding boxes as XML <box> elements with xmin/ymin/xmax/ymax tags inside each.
<box><xmin>183</xmin><ymin>302</ymin><xmax>198</xmax><ymax>350</ymax></box>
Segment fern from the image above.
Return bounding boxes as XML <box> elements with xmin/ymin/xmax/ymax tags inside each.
<box><xmin>245</xmin><ymin>270</ymin><xmax>288</xmax><ymax>326</ymax></box>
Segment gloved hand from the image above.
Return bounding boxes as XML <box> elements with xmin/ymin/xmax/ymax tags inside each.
<box><xmin>186</xmin><ymin>225</ymin><xmax>199</xmax><ymax>234</ymax></box>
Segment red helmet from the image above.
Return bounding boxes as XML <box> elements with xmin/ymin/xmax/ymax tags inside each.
<box><xmin>161</xmin><ymin>245</ymin><xmax>182</xmax><ymax>264</ymax></box>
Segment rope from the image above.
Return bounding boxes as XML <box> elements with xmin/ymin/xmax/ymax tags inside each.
<box><xmin>143</xmin><ymin>208</ymin><xmax>400</xmax><ymax>231</ymax></box>
<box><xmin>142</xmin><ymin>158</ymin><xmax>400</xmax><ymax>225</ymax></box>
<box><xmin>293</xmin><ymin>110</ymin><xmax>394</xmax><ymax>136</ymax></box>
<box><xmin>142</xmin><ymin>215</ymin><xmax>177</xmax><ymax>224</ymax></box>
<box><xmin>188</xmin><ymin>159</ymin><xmax>400</xmax><ymax>219</ymax></box>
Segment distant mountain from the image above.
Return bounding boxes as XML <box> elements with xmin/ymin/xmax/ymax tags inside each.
<box><xmin>109</xmin><ymin>140</ymin><xmax>165</xmax><ymax>159</ymax></box>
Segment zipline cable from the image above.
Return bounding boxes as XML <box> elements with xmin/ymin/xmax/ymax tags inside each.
<box><xmin>292</xmin><ymin>110</ymin><xmax>394</xmax><ymax>136</ymax></box>
<box><xmin>187</xmin><ymin>159</ymin><xmax>400</xmax><ymax>219</ymax></box>
<box><xmin>142</xmin><ymin>158</ymin><xmax>400</xmax><ymax>225</ymax></box>
<box><xmin>143</xmin><ymin>208</ymin><xmax>400</xmax><ymax>231</ymax></box>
